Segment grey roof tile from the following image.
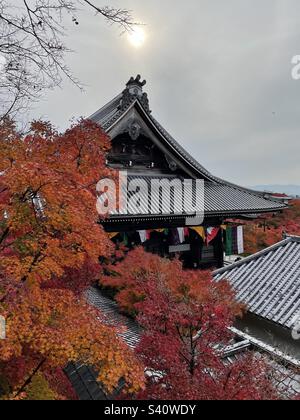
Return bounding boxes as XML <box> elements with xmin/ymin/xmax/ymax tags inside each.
<box><xmin>214</xmin><ymin>236</ymin><xmax>300</xmax><ymax>330</ymax></box>
<box><xmin>86</xmin><ymin>288</ymin><xmax>141</xmax><ymax>348</ymax></box>
<box><xmin>64</xmin><ymin>288</ymin><xmax>141</xmax><ymax>400</ymax></box>
<box><xmin>103</xmin><ymin>175</ymin><xmax>286</xmax><ymax>220</ymax></box>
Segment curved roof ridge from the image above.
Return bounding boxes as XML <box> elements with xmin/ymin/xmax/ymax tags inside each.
<box><xmin>89</xmin><ymin>92</ymin><xmax>122</xmax><ymax>121</ymax></box>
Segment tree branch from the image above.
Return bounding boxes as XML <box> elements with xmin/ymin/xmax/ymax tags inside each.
<box><xmin>14</xmin><ymin>357</ymin><xmax>47</xmax><ymax>398</ymax></box>
<box><xmin>0</xmin><ymin>1</ymin><xmax>137</xmax><ymax>120</ymax></box>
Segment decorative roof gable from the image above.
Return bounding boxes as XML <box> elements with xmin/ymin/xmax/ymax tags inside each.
<box><xmin>90</xmin><ymin>75</ymin><xmax>287</xmax><ymax>218</ymax></box>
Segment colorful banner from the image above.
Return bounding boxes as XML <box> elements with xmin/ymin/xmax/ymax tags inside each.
<box><xmin>177</xmin><ymin>228</ymin><xmax>185</xmax><ymax>244</ymax></box>
<box><xmin>226</xmin><ymin>226</ymin><xmax>244</xmax><ymax>255</ymax></box>
<box><xmin>237</xmin><ymin>226</ymin><xmax>244</xmax><ymax>254</ymax></box>
<box><xmin>206</xmin><ymin>227</ymin><xmax>220</xmax><ymax>245</ymax></box>
<box><xmin>108</xmin><ymin>232</ymin><xmax>119</xmax><ymax>240</ymax></box>
<box><xmin>225</xmin><ymin>226</ymin><xmax>233</xmax><ymax>256</ymax></box>
<box><xmin>122</xmin><ymin>233</ymin><xmax>129</xmax><ymax>246</ymax></box>
<box><xmin>138</xmin><ymin>230</ymin><xmax>147</xmax><ymax>243</ymax></box>
<box><xmin>190</xmin><ymin>227</ymin><xmax>206</xmax><ymax>241</ymax></box>
<box><xmin>108</xmin><ymin>226</ymin><xmax>236</xmax><ymax>254</ymax></box>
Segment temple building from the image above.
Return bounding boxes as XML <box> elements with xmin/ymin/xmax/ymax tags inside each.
<box><xmin>65</xmin><ymin>80</ymin><xmax>296</xmax><ymax>399</ymax></box>
<box><xmin>91</xmin><ymin>75</ymin><xmax>286</xmax><ymax>268</ymax></box>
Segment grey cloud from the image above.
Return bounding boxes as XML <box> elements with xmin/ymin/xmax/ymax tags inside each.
<box><xmin>28</xmin><ymin>0</ymin><xmax>300</xmax><ymax>185</ymax></box>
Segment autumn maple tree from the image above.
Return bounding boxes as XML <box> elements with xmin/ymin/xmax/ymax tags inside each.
<box><xmin>102</xmin><ymin>248</ymin><xmax>280</xmax><ymax>400</ymax></box>
<box><xmin>0</xmin><ymin>119</ymin><xmax>144</xmax><ymax>399</ymax></box>
<box><xmin>240</xmin><ymin>199</ymin><xmax>300</xmax><ymax>254</ymax></box>
<box><xmin>134</xmin><ymin>271</ymin><xmax>278</xmax><ymax>400</ymax></box>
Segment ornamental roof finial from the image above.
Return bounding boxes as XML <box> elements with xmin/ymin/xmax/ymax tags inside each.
<box><xmin>120</xmin><ymin>75</ymin><xmax>151</xmax><ymax>113</ymax></box>
<box><xmin>126</xmin><ymin>75</ymin><xmax>147</xmax><ymax>89</ymax></box>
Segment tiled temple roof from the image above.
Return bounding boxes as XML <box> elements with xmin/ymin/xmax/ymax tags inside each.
<box><xmin>90</xmin><ymin>76</ymin><xmax>286</xmax><ymax>217</ymax></box>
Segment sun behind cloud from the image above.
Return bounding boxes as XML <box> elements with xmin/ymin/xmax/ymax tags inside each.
<box><xmin>127</xmin><ymin>27</ymin><xmax>146</xmax><ymax>48</ymax></box>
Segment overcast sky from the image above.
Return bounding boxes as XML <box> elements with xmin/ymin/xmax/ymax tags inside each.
<box><xmin>28</xmin><ymin>0</ymin><xmax>300</xmax><ymax>186</ymax></box>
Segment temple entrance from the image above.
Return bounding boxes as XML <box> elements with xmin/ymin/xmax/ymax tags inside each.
<box><xmin>108</xmin><ymin>226</ymin><xmax>225</xmax><ymax>270</ymax></box>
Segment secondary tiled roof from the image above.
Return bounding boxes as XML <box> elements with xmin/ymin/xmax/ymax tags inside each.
<box><xmin>66</xmin><ymin>287</ymin><xmax>300</xmax><ymax>399</ymax></box>
<box><xmin>64</xmin><ymin>363</ymin><xmax>108</xmax><ymax>401</ymax></box>
<box><xmin>214</xmin><ymin>236</ymin><xmax>300</xmax><ymax>330</ymax></box>
<box><xmin>86</xmin><ymin>288</ymin><xmax>141</xmax><ymax>349</ymax></box>
<box><xmin>64</xmin><ymin>288</ymin><xmax>141</xmax><ymax>401</ymax></box>
<box><xmin>90</xmin><ymin>76</ymin><xmax>286</xmax><ymax>217</ymax></box>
